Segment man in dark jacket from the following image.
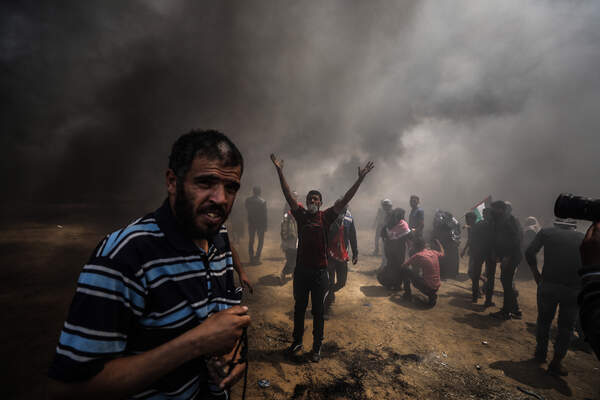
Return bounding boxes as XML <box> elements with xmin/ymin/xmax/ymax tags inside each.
<box><xmin>526</xmin><ymin>218</ymin><xmax>584</xmax><ymax>376</ymax></box>
<box><xmin>245</xmin><ymin>186</ymin><xmax>267</xmax><ymax>264</ymax></box>
<box><xmin>490</xmin><ymin>200</ymin><xmax>523</xmax><ymax>320</ymax></box>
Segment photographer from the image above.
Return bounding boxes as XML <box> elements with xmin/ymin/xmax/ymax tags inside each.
<box><xmin>579</xmin><ymin>221</ymin><xmax>600</xmax><ymax>361</ymax></box>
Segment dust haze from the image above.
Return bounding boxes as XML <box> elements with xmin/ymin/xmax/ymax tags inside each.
<box><xmin>2</xmin><ymin>0</ymin><xmax>599</xmax><ymax>225</ymax></box>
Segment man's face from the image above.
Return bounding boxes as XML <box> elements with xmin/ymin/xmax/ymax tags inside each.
<box><xmin>307</xmin><ymin>194</ymin><xmax>322</xmax><ymax>210</ymax></box>
<box><xmin>410</xmin><ymin>197</ymin><xmax>418</xmax><ymax>208</ymax></box>
<box><xmin>167</xmin><ymin>156</ymin><xmax>241</xmax><ymax>239</ymax></box>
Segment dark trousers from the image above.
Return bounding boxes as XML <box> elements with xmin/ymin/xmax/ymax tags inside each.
<box><xmin>325</xmin><ymin>258</ymin><xmax>348</xmax><ymax>308</ymax></box>
<box><xmin>470</xmin><ymin>253</ymin><xmax>494</xmax><ymax>300</ymax></box>
<box><xmin>401</xmin><ymin>267</ymin><xmax>437</xmax><ymax>297</ymax></box>
<box><xmin>536</xmin><ymin>282</ymin><xmax>579</xmax><ymax>361</ymax></box>
<box><xmin>293</xmin><ymin>267</ymin><xmax>330</xmax><ymax>347</ymax></box>
<box><xmin>282</xmin><ymin>248</ymin><xmax>297</xmax><ymax>276</ymax></box>
<box><xmin>248</xmin><ymin>224</ymin><xmax>265</xmax><ymax>260</ymax></box>
<box><xmin>484</xmin><ymin>258</ymin><xmax>497</xmax><ymax>303</ymax></box>
<box><xmin>500</xmin><ymin>256</ymin><xmax>520</xmax><ymax>313</ymax></box>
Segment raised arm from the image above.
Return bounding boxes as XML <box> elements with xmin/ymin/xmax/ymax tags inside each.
<box><xmin>434</xmin><ymin>239</ymin><xmax>445</xmax><ymax>257</ymax></box>
<box><xmin>333</xmin><ymin>161</ymin><xmax>374</xmax><ymax>214</ymax></box>
<box><xmin>270</xmin><ymin>154</ymin><xmax>299</xmax><ymax>212</ymax></box>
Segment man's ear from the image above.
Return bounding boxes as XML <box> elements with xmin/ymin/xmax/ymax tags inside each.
<box><xmin>166</xmin><ymin>169</ymin><xmax>178</xmax><ymax>196</ymax></box>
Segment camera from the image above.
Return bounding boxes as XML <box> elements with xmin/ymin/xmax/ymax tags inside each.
<box><xmin>554</xmin><ymin>193</ymin><xmax>600</xmax><ymax>221</ymax></box>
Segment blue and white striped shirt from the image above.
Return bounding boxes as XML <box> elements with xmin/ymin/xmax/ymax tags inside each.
<box><xmin>49</xmin><ymin>200</ymin><xmax>240</xmax><ymax>399</ymax></box>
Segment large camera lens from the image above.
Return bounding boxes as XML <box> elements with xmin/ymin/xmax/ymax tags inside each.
<box><xmin>554</xmin><ymin>193</ymin><xmax>600</xmax><ymax>221</ymax></box>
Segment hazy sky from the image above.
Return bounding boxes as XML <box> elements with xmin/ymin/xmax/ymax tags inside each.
<box><xmin>2</xmin><ymin>0</ymin><xmax>599</xmax><ymax>224</ymax></box>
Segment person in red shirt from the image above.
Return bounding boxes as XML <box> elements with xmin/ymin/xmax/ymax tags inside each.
<box><xmin>270</xmin><ymin>153</ymin><xmax>373</xmax><ymax>362</ymax></box>
<box><xmin>400</xmin><ymin>237</ymin><xmax>445</xmax><ymax>306</ymax></box>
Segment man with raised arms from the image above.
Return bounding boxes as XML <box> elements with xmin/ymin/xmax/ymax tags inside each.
<box><xmin>270</xmin><ymin>153</ymin><xmax>373</xmax><ymax>362</ymax></box>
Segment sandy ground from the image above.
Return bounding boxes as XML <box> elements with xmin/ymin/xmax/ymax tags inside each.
<box><xmin>1</xmin><ymin>221</ymin><xmax>598</xmax><ymax>399</ymax></box>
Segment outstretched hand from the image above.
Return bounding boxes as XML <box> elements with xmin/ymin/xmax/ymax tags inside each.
<box><xmin>270</xmin><ymin>153</ymin><xmax>284</xmax><ymax>170</ymax></box>
<box><xmin>358</xmin><ymin>161</ymin><xmax>374</xmax><ymax>180</ymax></box>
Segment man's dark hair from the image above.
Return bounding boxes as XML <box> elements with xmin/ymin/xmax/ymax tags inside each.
<box><xmin>410</xmin><ymin>195</ymin><xmax>420</xmax><ymax>202</ymax></box>
<box><xmin>465</xmin><ymin>211</ymin><xmax>477</xmax><ymax>223</ymax></box>
<box><xmin>169</xmin><ymin>129</ymin><xmax>244</xmax><ymax>180</ymax></box>
<box><xmin>306</xmin><ymin>190</ymin><xmax>323</xmax><ymax>203</ymax></box>
<box><xmin>490</xmin><ymin>200</ymin><xmax>507</xmax><ymax>212</ymax></box>
<box><xmin>253</xmin><ymin>186</ymin><xmax>261</xmax><ymax>196</ymax></box>
<box><xmin>412</xmin><ymin>236</ymin><xmax>426</xmax><ymax>252</ymax></box>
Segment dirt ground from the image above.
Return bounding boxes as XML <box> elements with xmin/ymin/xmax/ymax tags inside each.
<box><xmin>1</xmin><ymin>218</ymin><xmax>598</xmax><ymax>399</ymax></box>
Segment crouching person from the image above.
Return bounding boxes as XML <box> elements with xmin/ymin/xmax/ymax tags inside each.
<box><xmin>400</xmin><ymin>237</ymin><xmax>444</xmax><ymax>306</ymax></box>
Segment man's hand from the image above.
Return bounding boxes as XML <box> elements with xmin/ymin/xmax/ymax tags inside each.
<box><xmin>581</xmin><ymin>221</ymin><xmax>600</xmax><ymax>266</ymax></box>
<box><xmin>270</xmin><ymin>153</ymin><xmax>284</xmax><ymax>170</ymax></box>
<box><xmin>239</xmin><ymin>272</ymin><xmax>254</xmax><ymax>294</ymax></box>
<box><xmin>186</xmin><ymin>306</ymin><xmax>250</xmax><ymax>357</ymax></box>
<box><xmin>358</xmin><ymin>161</ymin><xmax>374</xmax><ymax>180</ymax></box>
<box><xmin>219</xmin><ymin>348</ymin><xmax>246</xmax><ymax>389</ymax></box>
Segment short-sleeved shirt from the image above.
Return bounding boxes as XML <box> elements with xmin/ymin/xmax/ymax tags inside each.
<box><xmin>291</xmin><ymin>206</ymin><xmax>338</xmax><ymax>269</ymax></box>
<box><xmin>48</xmin><ymin>200</ymin><xmax>239</xmax><ymax>399</ymax></box>
<box><xmin>525</xmin><ymin>227</ymin><xmax>584</xmax><ymax>288</ymax></box>
<box><xmin>406</xmin><ymin>249</ymin><xmax>442</xmax><ymax>291</ymax></box>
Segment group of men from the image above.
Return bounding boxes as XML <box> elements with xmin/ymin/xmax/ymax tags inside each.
<box><xmin>374</xmin><ymin>196</ymin><xmax>443</xmax><ymax>306</ymax></box>
<box><xmin>461</xmin><ymin>201</ymin><xmax>588</xmax><ymax>376</ymax></box>
<box><xmin>46</xmin><ymin>129</ymin><xmax>600</xmax><ymax>398</ymax></box>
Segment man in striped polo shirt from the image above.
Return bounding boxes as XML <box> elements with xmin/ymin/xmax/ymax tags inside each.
<box><xmin>270</xmin><ymin>153</ymin><xmax>373</xmax><ymax>362</ymax></box>
<box><xmin>48</xmin><ymin>130</ymin><xmax>251</xmax><ymax>399</ymax></box>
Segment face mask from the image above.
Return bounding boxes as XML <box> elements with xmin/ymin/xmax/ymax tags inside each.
<box><xmin>308</xmin><ymin>203</ymin><xmax>319</xmax><ymax>214</ymax></box>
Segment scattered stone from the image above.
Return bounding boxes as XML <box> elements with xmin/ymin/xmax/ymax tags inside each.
<box><xmin>475</xmin><ymin>364</ymin><xmax>481</xmax><ymax>370</ymax></box>
<box><xmin>258</xmin><ymin>379</ymin><xmax>270</xmax><ymax>388</ymax></box>
<box><xmin>481</xmin><ymin>340</ymin><xmax>489</xmax><ymax>345</ymax></box>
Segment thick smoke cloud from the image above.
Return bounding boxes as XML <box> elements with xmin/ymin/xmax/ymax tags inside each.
<box><xmin>2</xmin><ymin>1</ymin><xmax>599</xmax><ymax>225</ymax></box>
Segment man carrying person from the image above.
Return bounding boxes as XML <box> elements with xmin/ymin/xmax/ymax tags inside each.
<box><xmin>270</xmin><ymin>153</ymin><xmax>373</xmax><ymax>362</ymax></box>
<box><xmin>490</xmin><ymin>200</ymin><xmax>524</xmax><ymax>320</ymax></box>
<box><xmin>47</xmin><ymin>130</ymin><xmax>251</xmax><ymax>399</ymax></box>
<box><xmin>324</xmin><ymin>207</ymin><xmax>358</xmax><ymax>319</ymax></box>
<box><xmin>245</xmin><ymin>185</ymin><xmax>267</xmax><ymax>265</ymax></box>
<box><xmin>525</xmin><ymin>218</ymin><xmax>584</xmax><ymax>376</ymax></box>
<box><xmin>400</xmin><ymin>237</ymin><xmax>443</xmax><ymax>306</ymax></box>
<box><xmin>373</xmin><ymin>199</ymin><xmax>392</xmax><ymax>256</ymax></box>
<box><xmin>409</xmin><ymin>195</ymin><xmax>425</xmax><ymax>238</ymax></box>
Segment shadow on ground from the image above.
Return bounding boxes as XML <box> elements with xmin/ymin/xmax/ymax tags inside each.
<box><xmin>453</xmin><ymin>312</ymin><xmax>506</xmax><ymax>330</ymax></box>
<box><xmin>489</xmin><ymin>359</ymin><xmax>572</xmax><ymax>397</ymax></box>
<box><xmin>257</xmin><ymin>274</ymin><xmax>284</xmax><ymax>287</ymax></box>
<box><xmin>389</xmin><ymin>293</ymin><xmax>433</xmax><ymax>310</ymax></box>
<box><xmin>359</xmin><ymin>285</ymin><xmax>390</xmax><ymax>297</ymax></box>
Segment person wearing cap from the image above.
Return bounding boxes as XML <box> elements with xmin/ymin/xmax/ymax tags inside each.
<box><xmin>373</xmin><ymin>199</ymin><xmax>393</xmax><ymax>256</ymax></box>
<box><xmin>270</xmin><ymin>153</ymin><xmax>373</xmax><ymax>362</ymax></box>
<box><xmin>525</xmin><ymin>217</ymin><xmax>584</xmax><ymax>376</ymax></box>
